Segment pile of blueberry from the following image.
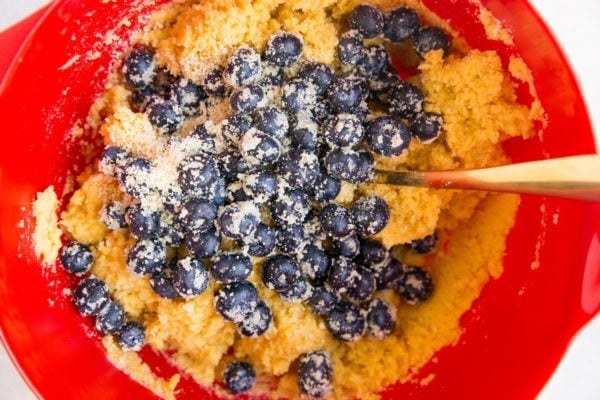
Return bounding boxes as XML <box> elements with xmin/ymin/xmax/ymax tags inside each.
<box><xmin>60</xmin><ymin>243</ymin><xmax>146</xmax><ymax>351</ymax></box>
<box><xmin>60</xmin><ymin>3</ymin><xmax>449</xmax><ymax>396</ymax></box>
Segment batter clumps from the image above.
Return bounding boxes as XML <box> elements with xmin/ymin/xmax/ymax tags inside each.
<box><xmin>32</xmin><ymin>0</ymin><xmax>544</xmax><ymax>399</ymax></box>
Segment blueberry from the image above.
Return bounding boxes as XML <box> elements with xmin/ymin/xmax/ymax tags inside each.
<box><xmin>277</xmin><ymin>223</ymin><xmax>305</xmax><ymax>254</ymax></box>
<box><xmin>117</xmin><ymin>321</ymin><xmax>146</xmax><ymax>352</ymax></box>
<box><xmin>241</xmin><ymin>170</ymin><xmax>278</xmax><ymax>203</ymax></box>
<box><xmin>172</xmin><ymin>257</ymin><xmax>210</xmax><ymax>299</ymax></box>
<box><xmin>160</xmin><ymin>213</ymin><xmax>186</xmax><ymax>247</ymax></box>
<box><xmin>218</xmin><ymin>201</ymin><xmax>260</xmax><ymax>240</ymax></box>
<box><xmin>324</xmin><ymin>148</ymin><xmax>362</xmax><ymax>182</ymax></box>
<box><xmin>358</xmin><ymin>239</ymin><xmax>389</xmax><ymax>266</ymax></box>
<box><xmin>332</xmin><ymin>233</ymin><xmax>361</xmax><ymax>259</ymax></box>
<box><xmin>179</xmin><ymin>198</ymin><xmax>217</xmax><ymax>234</ymax></box>
<box><xmin>95</xmin><ymin>300</ymin><xmax>126</xmax><ymax>334</ymax></box>
<box><xmin>98</xmin><ymin>146</ymin><xmax>128</xmax><ymax>178</ymax></box>
<box><xmin>170</xmin><ymin>77</ymin><xmax>207</xmax><ymax>115</ymax></box>
<box><xmin>327</xmin><ymin>77</ymin><xmax>365</xmax><ymax>114</ymax></box>
<box><xmin>373</xmin><ymin>258</ymin><xmax>405</xmax><ymax>290</ymax></box>
<box><xmin>320</xmin><ymin>203</ymin><xmax>353</xmax><ymax>238</ymax></box>
<box><xmin>122</xmin><ymin>47</ymin><xmax>156</xmax><ymax>89</ymax></box>
<box><xmin>237</xmin><ymin>300</ymin><xmax>273</xmax><ymax>337</ymax></box>
<box><xmin>126</xmin><ymin>238</ymin><xmax>166</xmax><ymax>276</ymax></box>
<box><xmin>312</xmin><ymin>173</ymin><xmax>341</xmax><ymax>202</ymax></box>
<box><xmin>278</xmin><ymin>149</ymin><xmax>320</xmax><ymax>191</ymax></box>
<box><xmin>297</xmin><ymin>62</ymin><xmax>334</xmax><ymax>95</ymax></box>
<box><xmin>239</xmin><ymin>128</ymin><xmax>282</xmax><ymax>167</ymax></box>
<box><xmin>212</xmin><ymin>252</ymin><xmax>253</xmax><ymax>283</ymax></box>
<box><xmin>223</xmin><ymin>361</ymin><xmax>255</xmax><ymax>394</ymax></box>
<box><xmin>150</xmin><ymin>265</ymin><xmax>180</xmax><ymax>299</ymax></box>
<box><xmin>297</xmin><ymin>351</ymin><xmax>333</xmax><ymax>398</ymax></box>
<box><xmin>264</xmin><ymin>31</ymin><xmax>304</xmax><ymax>66</ymax></box>
<box><xmin>388</xmin><ymin>81</ymin><xmax>425</xmax><ymax>118</ymax></box>
<box><xmin>253</xmin><ymin>106</ymin><xmax>289</xmax><ymax>141</ymax></box>
<box><xmin>185</xmin><ymin>228</ymin><xmax>221</xmax><ymax>259</ymax></box>
<box><xmin>219</xmin><ymin>149</ymin><xmax>250</xmax><ymax>182</ymax></box>
<box><xmin>358</xmin><ymin>44</ymin><xmax>390</xmax><ymax>77</ymax></box>
<box><xmin>189</xmin><ymin>122</ymin><xmax>216</xmax><ymax>154</ymax></box>
<box><xmin>209</xmin><ymin>178</ymin><xmax>227</xmax><ymax>207</ymax></box>
<box><xmin>414</xmin><ymin>26</ymin><xmax>450</xmax><ymax>58</ymax></box>
<box><xmin>354</xmin><ymin>150</ymin><xmax>375</xmax><ymax>183</ymax></box>
<box><xmin>366</xmin><ymin>298</ymin><xmax>396</xmax><ymax>339</ymax></box>
<box><xmin>349</xmin><ymin>4</ymin><xmax>384</xmax><ymax>38</ymax></box>
<box><xmin>304</xmin><ymin>213</ymin><xmax>328</xmax><ymax>243</ymax></box>
<box><xmin>281</xmin><ymin>79</ymin><xmax>317</xmax><ymax>114</ymax></box>
<box><xmin>398</xmin><ymin>265</ymin><xmax>433</xmax><ymax>304</ymax></box>
<box><xmin>411</xmin><ymin>112</ymin><xmax>443</xmax><ymax>143</ymax></box>
<box><xmin>100</xmin><ymin>201</ymin><xmax>128</xmax><ymax>230</ymax></box>
<box><xmin>308</xmin><ymin>286</ymin><xmax>340</xmax><ymax>316</ymax></box>
<box><xmin>271</xmin><ymin>189</ymin><xmax>311</xmax><ymax>226</ymax></box>
<box><xmin>262</xmin><ymin>254</ymin><xmax>301</xmax><ymax>292</ymax></box>
<box><xmin>178</xmin><ymin>154</ymin><xmax>220</xmax><ymax>195</ymax></box>
<box><xmin>125</xmin><ymin>204</ymin><xmax>160</xmax><ymax>239</ymax></box>
<box><xmin>366</xmin><ymin>115</ymin><xmax>411</xmax><ymax>157</ymax></box>
<box><xmin>322</xmin><ymin>113</ymin><xmax>364</xmax><ymax>148</ymax></box>
<box><xmin>73</xmin><ymin>277</ymin><xmax>110</xmax><ymax>316</ymax></box>
<box><xmin>221</xmin><ymin>113</ymin><xmax>253</xmax><ymax>143</ymax></box>
<box><xmin>326</xmin><ymin>300</ymin><xmax>366</xmax><ymax>341</ymax></box>
<box><xmin>146</xmin><ymin>99</ymin><xmax>183</xmax><ymax>134</ymax></box>
<box><xmin>230</xmin><ymin>85</ymin><xmax>265</xmax><ymax>113</ymax></box>
<box><xmin>411</xmin><ymin>234</ymin><xmax>440</xmax><ymax>256</ymax></box>
<box><xmin>326</xmin><ymin>257</ymin><xmax>357</xmax><ymax>292</ymax></box>
<box><xmin>241</xmin><ymin>223</ymin><xmax>277</xmax><ymax>257</ymax></box>
<box><xmin>215</xmin><ymin>281</ymin><xmax>259</xmax><ymax>322</ymax></box>
<box><xmin>347</xmin><ymin>267</ymin><xmax>376</xmax><ymax>303</ymax></box>
<box><xmin>60</xmin><ymin>242</ymin><xmax>93</xmax><ymax>276</ymax></box>
<box><xmin>204</xmin><ymin>67</ymin><xmax>229</xmax><ymax>97</ymax></box>
<box><xmin>337</xmin><ymin>30</ymin><xmax>365</xmax><ymax>66</ymax></box>
<box><xmin>298</xmin><ymin>244</ymin><xmax>331</xmax><ymax>283</ymax></box>
<box><xmin>225</xmin><ymin>46</ymin><xmax>262</xmax><ymax>88</ymax></box>
<box><xmin>383</xmin><ymin>7</ymin><xmax>420</xmax><ymax>42</ymax></box>
<box><xmin>351</xmin><ymin>196</ymin><xmax>390</xmax><ymax>236</ymax></box>
<box><xmin>290</xmin><ymin>114</ymin><xmax>319</xmax><ymax>150</ymax></box>
<box><xmin>120</xmin><ymin>157</ymin><xmax>153</xmax><ymax>198</ymax></box>
<box><xmin>280</xmin><ymin>276</ymin><xmax>313</xmax><ymax>303</ymax></box>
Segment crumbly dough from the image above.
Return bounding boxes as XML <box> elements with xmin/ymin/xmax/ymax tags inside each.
<box><xmin>31</xmin><ymin>0</ymin><xmax>544</xmax><ymax>399</ymax></box>
<box><xmin>32</xmin><ymin>186</ymin><xmax>62</xmax><ymax>265</ymax></box>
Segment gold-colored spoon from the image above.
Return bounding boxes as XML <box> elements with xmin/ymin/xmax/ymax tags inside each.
<box><xmin>374</xmin><ymin>155</ymin><xmax>600</xmax><ymax>201</ymax></box>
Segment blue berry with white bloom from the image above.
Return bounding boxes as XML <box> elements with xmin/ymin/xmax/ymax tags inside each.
<box><xmin>253</xmin><ymin>106</ymin><xmax>289</xmax><ymax>141</ymax></box>
<box><xmin>117</xmin><ymin>321</ymin><xmax>146</xmax><ymax>352</ymax></box>
<box><xmin>119</xmin><ymin>157</ymin><xmax>153</xmax><ymax>198</ymax></box>
<box><xmin>211</xmin><ymin>252</ymin><xmax>253</xmax><ymax>283</ymax></box>
<box><xmin>125</xmin><ymin>204</ymin><xmax>160</xmax><ymax>239</ymax></box>
<box><xmin>271</xmin><ymin>189</ymin><xmax>311</xmax><ymax>226</ymax></box>
<box><xmin>146</xmin><ymin>99</ymin><xmax>184</xmax><ymax>134</ymax></box>
<box><xmin>312</xmin><ymin>172</ymin><xmax>341</xmax><ymax>202</ymax></box>
<box><xmin>230</xmin><ymin>85</ymin><xmax>265</xmax><ymax>113</ymax></box>
<box><xmin>127</xmin><ymin>238</ymin><xmax>166</xmax><ymax>276</ymax></box>
<box><xmin>297</xmin><ymin>351</ymin><xmax>333</xmax><ymax>398</ymax></box>
<box><xmin>327</xmin><ymin>76</ymin><xmax>365</xmax><ymax>114</ymax></box>
<box><xmin>237</xmin><ymin>300</ymin><xmax>273</xmax><ymax>337</ymax></box>
<box><xmin>170</xmin><ymin>77</ymin><xmax>207</xmax><ymax>116</ymax></box>
<box><xmin>290</xmin><ymin>114</ymin><xmax>319</xmax><ymax>151</ymax></box>
<box><xmin>366</xmin><ymin>298</ymin><xmax>396</xmax><ymax>339</ymax></box>
<box><xmin>241</xmin><ymin>223</ymin><xmax>277</xmax><ymax>257</ymax></box>
<box><xmin>185</xmin><ymin>228</ymin><xmax>221</xmax><ymax>259</ymax></box>
<box><xmin>366</xmin><ymin>115</ymin><xmax>411</xmax><ymax>157</ymax></box>
<box><xmin>297</xmin><ymin>62</ymin><xmax>335</xmax><ymax>95</ymax></box>
<box><xmin>264</xmin><ymin>31</ymin><xmax>304</xmax><ymax>67</ymax></box>
<box><xmin>320</xmin><ymin>203</ymin><xmax>354</xmax><ymax>238</ymax></box>
<box><xmin>225</xmin><ymin>46</ymin><xmax>262</xmax><ymax>88</ymax></box>
<box><xmin>223</xmin><ymin>361</ymin><xmax>256</xmax><ymax>394</ymax></box>
<box><xmin>280</xmin><ymin>276</ymin><xmax>313</xmax><ymax>303</ymax></box>
<box><xmin>322</xmin><ymin>113</ymin><xmax>364</xmax><ymax>148</ymax></box>
<box><xmin>150</xmin><ymin>264</ymin><xmax>180</xmax><ymax>299</ymax></box>
<box><xmin>326</xmin><ymin>257</ymin><xmax>357</xmax><ymax>293</ymax></box>
<box><xmin>215</xmin><ymin>281</ymin><xmax>259</xmax><ymax>322</ymax></box>
<box><xmin>262</xmin><ymin>254</ymin><xmax>301</xmax><ymax>292</ymax></box>
<box><xmin>414</xmin><ymin>26</ymin><xmax>450</xmax><ymax>58</ymax></box>
<box><xmin>411</xmin><ymin>112</ymin><xmax>444</xmax><ymax>143</ymax></box>
<box><xmin>173</xmin><ymin>257</ymin><xmax>210</xmax><ymax>299</ymax></box>
<box><xmin>178</xmin><ymin>154</ymin><xmax>220</xmax><ymax>195</ymax></box>
<box><xmin>332</xmin><ymin>233</ymin><xmax>361</xmax><ymax>259</ymax></box>
<box><xmin>383</xmin><ymin>7</ymin><xmax>420</xmax><ymax>43</ymax></box>
<box><xmin>347</xmin><ymin>266</ymin><xmax>376</xmax><ymax>303</ymax></box>
<box><xmin>179</xmin><ymin>198</ymin><xmax>217</xmax><ymax>234</ymax></box>
<box><xmin>388</xmin><ymin>81</ymin><xmax>425</xmax><ymax>118</ymax></box>
<box><xmin>277</xmin><ymin>223</ymin><xmax>305</xmax><ymax>254</ymax></box>
<box><xmin>338</xmin><ymin>30</ymin><xmax>365</xmax><ymax>66</ymax></box>
<box><xmin>241</xmin><ymin>170</ymin><xmax>278</xmax><ymax>203</ymax></box>
<box><xmin>308</xmin><ymin>286</ymin><xmax>340</xmax><ymax>316</ymax></box>
<box><xmin>282</xmin><ymin>79</ymin><xmax>317</xmax><ymax>114</ymax></box>
<box><xmin>326</xmin><ymin>300</ymin><xmax>366</xmax><ymax>341</ymax></box>
<box><xmin>239</xmin><ymin>128</ymin><xmax>282</xmax><ymax>167</ymax></box>
<box><xmin>298</xmin><ymin>244</ymin><xmax>331</xmax><ymax>283</ymax></box>
<box><xmin>278</xmin><ymin>149</ymin><xmax>320</xmax><ymax>191</ymax></box>
<box><xmin>122</xmin><ymin>47</ymin><xmax>156</xmax><ymax>89</ymax></box>
<box><xmin>60</xmin><ymin>242</ymin><xmax>93</xmax><ymax>276</ymax></box>
<box><xmin>96</xmin><ymin>300</ymin><xmax>126</xmax><ymax>334</ymax></box>
<box><xmin>351</xmin><ymin>196</ymin><xmax>390</xmax><ymax>236</ymax></box>
<box><xmin>218</xmin><ymin>201</ymin><xmax>260</xmax><ymax>240</ymax></box>
<box><xmin>73</xmin><ymin>277</ymin><xmax>110</xmax><ymax>317</ymax></box>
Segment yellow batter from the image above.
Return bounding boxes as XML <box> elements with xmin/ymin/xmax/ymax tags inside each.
<box><xmin>34</xmin><ymin>0</ymin><xmax>544</xmax><ymax>399</ymax></box>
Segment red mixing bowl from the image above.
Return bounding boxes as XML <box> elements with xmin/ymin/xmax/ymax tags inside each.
<box><xmin>0</xmin><ymin>1</ymin><xmax>598</xmax><ymax>399</ymax></box>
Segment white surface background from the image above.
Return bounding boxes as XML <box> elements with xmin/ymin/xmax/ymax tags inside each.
<box><xmin>0</xmin><ymin>0</ymin><xmax>599</xmax><ymax>399</ymax></box>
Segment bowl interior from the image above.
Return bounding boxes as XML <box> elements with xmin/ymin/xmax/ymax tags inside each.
<box><xmin>0</xmin><ymin>0</ymin><xmax>598</xmax><ymax>399</ymax></box>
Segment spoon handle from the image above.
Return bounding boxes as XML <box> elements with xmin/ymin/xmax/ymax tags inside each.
<box><xmin>374</xmin><ymin>155</ymin><xmax>600</xmax><ymax>201</ymax></box>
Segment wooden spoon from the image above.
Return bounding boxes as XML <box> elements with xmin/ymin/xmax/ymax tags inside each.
<box><xmin>374</xmin><ymin>155</ymin><xmax>600</xmax><ymax>201</ymax></box>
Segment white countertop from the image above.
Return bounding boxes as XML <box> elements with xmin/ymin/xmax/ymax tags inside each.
<box><xmin>0</xmin><ymin>0</ymin><xmax>599</xmax><ymax>399</ymax></box>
